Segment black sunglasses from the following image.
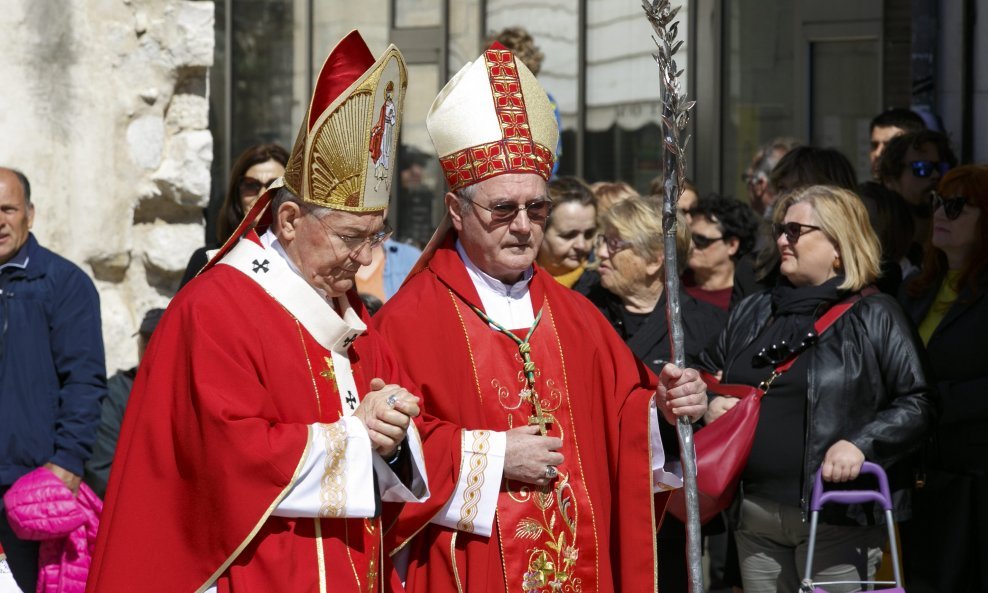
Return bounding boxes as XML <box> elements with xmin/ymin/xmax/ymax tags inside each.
<box><xmin>910</xmin><ymin>160</ymin><xmax>951</xmax><ymax>179</ymax></box>
<box><xmin>691</xmin><ymin>232</ymin><xmax>724</xmax><ymax>250</ymax></box>
<box><xmin>929</xmin><ymin>191</ymin><xmax>969</xmax><ymax>221</ymax></box>
<box><xmin>463</xmin><ymin>197</ymin><xmax>553</xmax><ymax>223</ymax></box>
<box><xmin>773</xmin><ymin>222</ymin><xmax>822</xmax><ymax>245</ymax></box>
<box><xmin>239</xmin><ymin>176</ymin><xmax>278</xmax><ymax>197</ymax></box>
<box><xmin>752</xmin><ymin>330</ymin><xmax>819</xmax><ymax>368</ymax></box>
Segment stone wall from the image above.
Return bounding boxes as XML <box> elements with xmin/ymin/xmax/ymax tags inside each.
<box><xmin>0</xmin><ymin>0</ymin><xmax>214</xmax><ymax>373</ymax></box>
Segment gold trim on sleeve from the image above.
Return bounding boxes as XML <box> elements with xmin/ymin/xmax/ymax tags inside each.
<box><xmin>320</xmin><ymin>420</ymin><xmax>349</xmax><ymax>517</ymax></box>
<box><xmin>456</xmin><ymin>430</ymin><xmax>492</xmax><ymax>532</ymax></box>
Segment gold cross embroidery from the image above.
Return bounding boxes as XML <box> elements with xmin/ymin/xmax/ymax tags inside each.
<box><xmin>319</xmin><ymin>357</ymin><xmax>335</xmax><ymax>383</ymax></box>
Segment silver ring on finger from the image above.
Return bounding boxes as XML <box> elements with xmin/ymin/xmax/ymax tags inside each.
<box><xmin>386</xmin><ymin>394</ymin><xmax>398</xmax><ymax>408</ymax></box>
<box><xmin>544</xmin><ymin>465</ymin><xmax>558</xmax><ymax>480</ymax></box>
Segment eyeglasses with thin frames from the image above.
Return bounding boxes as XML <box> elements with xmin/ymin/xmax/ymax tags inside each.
<box><xmin>595</xmin><ymin>234</ymin><xmax>634</xmax><ymax>256</ymax></box>
<box><xmin>774</xmin><ymin>221</ymin><xmax>822</xmax><ymax>245</ymax></box>
<box><xmin>306</xmin><ymin>208</ymin><xmax>392</xmax><ymax>254</ymax></box>
<box><xmin>929</xmin><ymin>190</ymin><xmax>970</xmax><ymax>221</ymax></box>
<box><xmin>460</xmin><ymin>196</ymin><xmax>553</xmax><ymax>224</ymax></box>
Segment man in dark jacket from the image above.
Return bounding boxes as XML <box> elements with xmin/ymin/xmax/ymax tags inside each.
<box><xmin>0</xmin><ymin>167</ymin><xmax>106</xmax><ymax>593</ymax></box>
<box><xmin>84</xmin><ymin>308</ymin><xmax>164</xmax><ymax>499</ymax></box>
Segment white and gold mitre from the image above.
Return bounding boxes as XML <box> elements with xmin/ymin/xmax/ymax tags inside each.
<box><xmin>283</xmin><ymin>30</ymin><xmax>408</xmax><ymax>212</ymax></box>
<box><xmin>426</xmin><ymin>42</ymin><xmax>558</xmax><ymax>191</ymax></box>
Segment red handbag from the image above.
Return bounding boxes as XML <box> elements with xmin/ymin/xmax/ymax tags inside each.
<box><xmin>667</xmin><ymin>295</ymin><xmax>861</xmax><ymax>524</ymax></box>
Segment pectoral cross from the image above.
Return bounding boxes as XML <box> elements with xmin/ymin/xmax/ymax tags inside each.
<box><xmin>522</xmin><ymin>388</ymin><xmax>553</xmax><ymax>436</ymax></box>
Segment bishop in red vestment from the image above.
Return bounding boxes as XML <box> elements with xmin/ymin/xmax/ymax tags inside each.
<box><xmin>374</xmin><ymin>45</ymin><xmax>708</xmax><ymax>593</ymax></box>
<box><xmin>86</xmin><ymin>32</ymin><xmax>438</xmax><ymax>593</ymax></box>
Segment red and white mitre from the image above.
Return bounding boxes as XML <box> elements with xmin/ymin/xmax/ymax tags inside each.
<box><xmin>427</xmin><ymin>42</ymin><xmax>558</xmax><ymax>191</ymax></box>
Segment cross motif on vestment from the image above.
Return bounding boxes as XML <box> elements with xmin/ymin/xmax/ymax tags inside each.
<box><xmin>345</xmin><ymin>391</ymin><xmax>358</xmax><ymax>410</ymax></box>
<box><xmin>319</xmin><ymin>357</ymin><xmax>335</xmax><ymax>383</ymax></box>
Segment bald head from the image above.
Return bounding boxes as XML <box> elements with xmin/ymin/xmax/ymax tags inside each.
<box><xmin>0</xmin><ymin>167</ymin><xmax>35</xmax><ymax>265</ymax></box>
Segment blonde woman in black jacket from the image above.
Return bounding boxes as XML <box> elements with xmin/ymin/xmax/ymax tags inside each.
<box><xmin>701</xmin><ymin>185</ymin><xmax>937</xmax><ymax>593</ymax></box>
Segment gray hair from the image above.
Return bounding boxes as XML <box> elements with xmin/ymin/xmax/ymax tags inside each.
<box><xmin>272</xmin><ymin>186</ymin><xmax>333</xmax><ymax>219</ymax></box>
<box><xmin>454</xmin><ymin>184</ymin><xmax>479</xmax><ymax>214</ymax></box>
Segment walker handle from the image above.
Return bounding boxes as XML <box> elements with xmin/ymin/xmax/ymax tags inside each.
<box><xmin>810</xmin><ymin>461</ymin><xmax>893</xmax><ymax>512</ymax></box>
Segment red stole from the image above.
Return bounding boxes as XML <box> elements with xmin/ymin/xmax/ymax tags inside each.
<box><xmin>449</xmin><ymin>294</ymin><xmax>600</xmax><ymax>591</ymax></box>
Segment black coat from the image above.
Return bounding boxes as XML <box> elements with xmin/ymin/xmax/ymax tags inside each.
<box><xmin>900</xmin><ymin>271</ymin><xmax>988</xmax><ymax>468</ymax></box>
<box><xmin>701</xmin><ymin>290</ymin><xmax>938</xmax><ymax>524</ymax></box>
<box><xmin>584</xmin><ymin>282</ymin><xmax>727</xmax><ymax>454</ymax></box>
<box><xmin>899</xmin><ymin>271</ymin><xmax>988</xmax><ymax>592</ymax></box>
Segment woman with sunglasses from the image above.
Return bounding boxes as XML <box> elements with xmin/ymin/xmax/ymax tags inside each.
<box><xmin>899</xmin><ymin>164</ymin><xmax>988</xmax><ymax>593</ymax></box>
<box><xmin>180</xmin><ymin>143</ymin><xmax>289</xmax><ymax>287</ymax></box>
<box><xmin>582</xmin><ymin>195</ymin><xmax>726</xmax><ymax>593</ymax></box>
<box><xmin>683</xmin><ymin>193</ymin><xmax>759</xmax><ymax>311</ymax></box>
<box><xmin>701</xmin><ymin>185</ymin><xmax>936</xmax><ymax>593</ymax></box>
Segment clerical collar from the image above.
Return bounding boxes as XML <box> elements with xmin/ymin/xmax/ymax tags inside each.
<box><xmin>455</xmin><ymin>239</ymin><xmax>535</xmax><ymax>329</ymax></box>
<box><xmin>455</xmin><ymin>239</ymin><xmax>533</xmax><ymax>298</ymax></box>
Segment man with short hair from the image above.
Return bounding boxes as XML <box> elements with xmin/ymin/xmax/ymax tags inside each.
<box><xmin>87</xmin><ymin>32</ymin><xmax>430</xmax><ymax>593</ymax></box>
<box><xmin>0</xmin><ymin>167</ymin><xmax>106</xmax><ymax>593</ymax></box>
<box><xmin>868</xmin><ymin>107</ymin><xmax>926</xmax><ymax>179</ymax></box>
<box><xmin>879</xmin><ymin>130</ymin><xmax>958</xmax><ymax>252</ymax></box>
<box><xmin>375</xmin><ymin>44</ymin><xmax>708</xmax><ymax>593</ymax></box>
<box><xmin>744</xmin><ymin>137</ymin><xmax>799</xmax><ymax>217</ymax></box>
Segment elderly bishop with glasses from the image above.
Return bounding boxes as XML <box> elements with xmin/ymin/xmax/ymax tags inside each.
<box><xmin>87</xmin><ymin>32</ymin><xmax>430</xmax><ymax>593</ymax></box>
<box><xmin>373</xmin><ymin>44</ymin><xmax>708</xmax><ymax>593</ymax></box>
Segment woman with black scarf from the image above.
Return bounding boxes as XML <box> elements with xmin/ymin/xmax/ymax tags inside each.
<box><xmin>700</xmin><ymin>185</ymin><xmax>937</xmax><ymax>593</ymax></box>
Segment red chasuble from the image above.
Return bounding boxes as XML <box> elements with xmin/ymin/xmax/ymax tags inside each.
<box><xmin>86</xmin><ymin>238</ymin><xmax>420</xmax><ymax>593</ymax></box>
<box><xmin>374</xmin><ymin>234</ymin><xmax>664</xmax><ymax>593</ymax></box>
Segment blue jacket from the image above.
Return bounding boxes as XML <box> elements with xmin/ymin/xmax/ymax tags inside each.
<box><xmin>0</xmin><ymin>234</ymin><xmax>106</xmax><ymax>486</ymax></box>
<box><xmin>382</xmin><ymin>239</ymin><xmax>422</xmax><ymax>300</ymax></box>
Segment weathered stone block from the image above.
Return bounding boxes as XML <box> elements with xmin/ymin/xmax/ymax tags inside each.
<box><xmin>127</xmin><ymin>115</ymin><xmax>165</xmax><ymax>170</ymax></box>
<box><xmin>165</xmin><ymin>93</ymin><xmax>208</xmax><ymax>132</ymax></box>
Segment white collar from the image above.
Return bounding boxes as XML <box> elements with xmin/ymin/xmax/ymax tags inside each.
<box><xmin>219</xmin><ymin>232</ymin><xmax>366</xmax><ymax>353</ymax></box>
<box><xmin>454</xmin><ymin>239</ymin><xmax>535</xmax><ymax>329</ymax></box>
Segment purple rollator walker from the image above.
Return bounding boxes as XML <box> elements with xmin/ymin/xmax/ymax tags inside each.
<box><xmin>799</xmin><ymin>461</ymin><xmax>905</xmax><ymax>592</ymax></box>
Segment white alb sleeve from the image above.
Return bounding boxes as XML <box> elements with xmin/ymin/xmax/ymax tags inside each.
<box><xmin>431</xmin><ymin>429</ymin><xmax>505</xmax><ymax>537</ymax></box>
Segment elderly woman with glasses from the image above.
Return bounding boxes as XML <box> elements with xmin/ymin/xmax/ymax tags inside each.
<box><xmin>898</xmin><ymin>164</ymin><xmax>988</xmax><ymax>593</ymax></box>
<box><xmin>684</xmin><ymin>193</ymin><xmax>759</xmax><ymax>311</ymax></box>
<box><xmin>582</xmin><ymin>195</ymin><xmax>726</xmax><ymax>593</ymax></box>
<box><xmin>701</xmin><ymin>185</ymin><xmax>936</xmax><ymax>593</ymax></box>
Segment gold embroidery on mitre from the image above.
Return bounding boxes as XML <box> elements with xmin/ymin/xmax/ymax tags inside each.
<box><xmin>457</xmin><ymin>430</ymin><xmax>491</xmax><ymax>532</ymax></box>
<box><xmin>285</xmin><ymin>45</ymin><xmax>407</xmax><ymax>213</ymax></box>
<box><xmin>320</xmin><ymin>421</ymin><xmax>348</xmax><ymax>517</ymax></box>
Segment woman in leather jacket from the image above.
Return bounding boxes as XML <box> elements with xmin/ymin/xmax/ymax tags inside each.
<box><xmin>701</xmin><ymin>185</ymin><xmax>937</xmax><ymax>593</ymax></box>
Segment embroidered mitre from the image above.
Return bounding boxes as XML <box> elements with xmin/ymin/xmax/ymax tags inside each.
<box><xmin>283</xmin><ymin>30</ymin><xmax>408</xmax><ymax>212</ymax></box>
<box><xmin>426</xmin><ymin>42</ymin><xmax>558</xmax><ymax>191</ymax></box>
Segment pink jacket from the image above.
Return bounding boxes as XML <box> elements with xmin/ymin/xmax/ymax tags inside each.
<box><xmin>2</xmin><ymin>468</ymin><xmax>101</xmax><ymax>593</ymax></box>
